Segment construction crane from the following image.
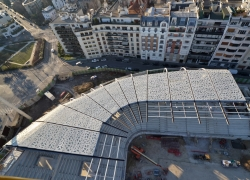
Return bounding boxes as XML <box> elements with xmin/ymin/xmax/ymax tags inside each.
<box><xmin>131</xmin><ymin>145</ymin><xmax>168</xmax><ymax>174</ymax></box>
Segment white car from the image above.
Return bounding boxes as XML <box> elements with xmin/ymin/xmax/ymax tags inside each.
<box><xmin>125</xmin><ymin>67</ymin><xmax>132</xmax><ymax>70</ymax></box>
<box><xmin>91</xmin><ymin>59</ymin><xmax>97</xmax><ymax>62</ymax></box>
<box><xmin>90</xmin><ymin>75</ymin><xmax>97</xmax><ymax>79</ymax></box>
<box><xmin>102</xmin><ymin>65</ymin><xmax>108</xmax><ymax>68</ymax></box>
<box><xmin>95</xmin><ymin>66</ymin><xmax>101</xmax><ymax>69</ymax></box>
<box><xmin>76</xmin><ymin>61</ymin><xmax>82</xmax><ymax>65</ymax></box>
<box><xmin>221</xmin><ymin>160</ymin><xmax>241</xmax><ymax>168</ymax></box>
<box><xmin>101</xmin><ymin>58</ymin><xmax>106</xmax><ymax>61</ymax></box>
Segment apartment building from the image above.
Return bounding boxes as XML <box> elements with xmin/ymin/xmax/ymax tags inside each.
<box><xmin>50</xmin><ymin>9</ymin><xmax>91</xmax><ymax>55</ymax></box>
<box><xmin>90</xmin><ymin>1</ymin><xmax>141</xmax><ymax>58</ymax></box>
<box><xmin>50</xmin><ymin>0</ymin><xmax>250</xmax><ymax>68</ymax></box>
<box><xmin>187</xmin><ymin>0</ymin><xmax>230</xmax><ymax>65</ymax></box>
<box><xmin>52</xmin><ymin>0</ymin><xmax>66</xmax><ymax>10</ymax></box>
<box><xmin>42</xmin><ymin>6</ymin><xmax>57</xmax><ymax>21</ymax></box>
<box><xmin>210</xmin><ymin>16</ymin><xmax>250</xmax><ymax>69</ymax></box>
<box><xmin>22</xmin><ymin>0</ymin><xmax>42</xmax><ymax>16</ymax></box>
<box><xmin>166</xmin><ymin>2</ymin><xmax>197</xmax><ymax>63</ymax></box>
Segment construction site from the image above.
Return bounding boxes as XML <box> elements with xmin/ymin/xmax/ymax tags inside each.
<box><xmin>126</xmin><ymin>135</ymin><xmax>250</xmax><ymax>180</ymax></box>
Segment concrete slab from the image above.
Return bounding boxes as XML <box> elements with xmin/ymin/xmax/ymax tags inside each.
<box><xmin>126</xmin><ymin>135</ymin><xmax>250</xmax><ymax>180</ymax></box>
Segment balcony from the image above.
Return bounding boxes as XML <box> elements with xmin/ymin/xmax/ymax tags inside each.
<box><xmin>92</xmin><ymin>19</ymin><xmax>140</xmax><ymax>26</ymax></box>
<box><xmin>196</xmin><ymin>28</ymin><xmax>225</xmax><ymax>35</ymax></box>
<box><xmin>74</xmin><ymin>27</ymin><xmax>92</xmax><ymax>32</ymax></box>
<box><xmin>80</xmin><ymin>32</ymin><xmax>92</xmax><ymax>37</ymax></box>
<box><xmin>169</xmin><ymin>28</ymin><xmax>186</xmax><ymax>33</ymax></box>
<box><xmin>55</xmin><ymin>27</ymin><xmax>71</xmax><ymax>30</ymax></box>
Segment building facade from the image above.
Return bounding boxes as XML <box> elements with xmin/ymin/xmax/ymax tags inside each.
<box><xmin>42</xmin><ymin>6</ymin><xmax>57</xmax><ymax>21</ymax></box>
<box><xmin>50</xmin><ymin>0</ymin><xmax>250</xmax><ymax>69</ymax></box>
<box><xmin>210</xmin><ymin>16</ymin><xmax>250</xmax><ymax>69</ymax></box>
<box><xmin>22</xmin><ymin>0</ymin><xmax>42</xmax><ymax>15</ymax></box>
<box><xmin>52</xmin><ymin>0</ymin><xmax>66</xmax><ymax>10</ymax></box>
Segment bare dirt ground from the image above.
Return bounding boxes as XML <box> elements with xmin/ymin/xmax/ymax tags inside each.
<box><xmin>126</xmin><ymin>135</ymin><xmax>250</xmax><ymax>180</ymax></box>
<box><xmin>22</xmin><ymin>71</ymin><xmax>126</xmax><ymax>121</ymax></box>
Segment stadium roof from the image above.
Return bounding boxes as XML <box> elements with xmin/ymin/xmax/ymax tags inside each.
<box><xmin>3</xmin><ymin>69</ymin><xmax>250</xmax><ymax>179</ymax></box>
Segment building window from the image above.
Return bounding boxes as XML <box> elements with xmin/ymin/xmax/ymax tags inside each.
<box><xmin>221</xmin><ymin>42</ymin><xmax>228</xmax><ymax>45</ymax></box>
<box><xmin>241</xmin><ymin>22</ymin><xmax>249</xmax><ymax>27</ymax></box>
<box><xmin>230</xmin><ymin>22</ymin><xmax>237</xmax><ymax>25</ymax></box>
<box><xmin>235</xmin><ymin>55</ymin><xmax>242</xmax><ymax>58</ymax></box>
<box><xmin>231</xmin><ymin>60</ymin><xmax>238</xmax><ymax>62</ymax></box>
<box><xmin>213</xmin><ymin>58</ymin><xmax>220</xmax><ymax>61</ymax></box>
<box><xmin>238</xmin><ymin>30</ymin><xmax>246</xmax><ymax>34</ymax></box>
<box><xmin>160</xmin><ymin>35</ymin><xmax>164</xmax><ymax>39</ymax></box>
<box><xmin>216</xmin><ymin>53</ymin><xmax>222</xmax><ymax>56</ymax></box>
<box><xmin>243</xmin><ymin>61</ymin><xmax>247</xmax><ymax>63</ymax></box>
<box><xmin>238</xmin><ymin>49</ymin><xmax>245</xmax><ymax>52</ymax></box>
<box><xmin>242</xmin><ymin>43</ymin><xmax>250</xmax><ymax>47</ymax></box>
<box><xmin>233</xmin><ymin>37</ymin><xmax>244</xmax><ymax>41</ymax></box>
<box><xmin>223</xmin><ymin>54</ymin><xmax>233</xmax><ymax>58</ymax></box>
<box><xmin>222</xmin><ymin>59</ymin><xmax>229</xmax><ymax>62</ymax></box>
<box><xmin>218</xmin><ymin>48</ymin><xmax>225</xmax><ymax>51</ymax></box>
<box><xmin>224</xmin><ymin>36</ymin><xmax>231</xmax><ymax>39</ymax></box>
<box><xmin>227</xmin><ymin>28</ymin><xmax>235</xmax><ymax>33</ymax></box>
<box><xmin>246</xmin><ymin>37</ymin><xmax>250</xmax><ymax>41</ymax></box>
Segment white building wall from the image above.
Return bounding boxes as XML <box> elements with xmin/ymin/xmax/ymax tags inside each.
<box><xmin>42</xmin><ymin>9</ymin><xmax>57</xmax><ymax>21</ymax></box>
<box><xmin>210</xmin><ymin>17</ymin><xmax>250</xmax><ymax>69</ymax></box>
<box><xmin>52</xmin><ymin>0</ymin><xmax>65</xmax><ymax>10</ymax></box>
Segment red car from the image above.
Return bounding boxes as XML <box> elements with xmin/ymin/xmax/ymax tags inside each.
<box><xmin>60</xmin><ymin>91</ymin><xmax>67</xmax><ymax>98</ymax></box>
<box><xmin>168</xmin><ymin>148</ymin><xmax>181</xmax><ymax>156</ymax></box>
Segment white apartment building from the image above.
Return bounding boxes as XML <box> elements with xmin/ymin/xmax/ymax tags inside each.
<box><xmin>52</xmin><ymin>0</ymin><xmax>66</xmax><ymax>10</ymax></box>
<box><xmin>91</xmin><ymin>3</ymin><xmax>141</xmax><ymax>58</ymax></box>
<box><xmin>210</xmin><ymin>16</ymin><xmax>250</xmax><ymax>69</ymax></box>
<box><xmin>140</xmin><ymin>1</ymin><xmax>197</xmax><ymax>62</ymax></box>
<box><xmin>42</xmin><ymin>6</ymin><xmax>57</xmax><ymax>21</ymax></box>
<box><xmin>50</xmin><ymin>9</ymin><xmax>92</xmax><ymax>56</ymax></box>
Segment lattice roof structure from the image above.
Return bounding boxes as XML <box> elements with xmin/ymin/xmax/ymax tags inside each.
<box><xmin>2</xmin><ymin>69</ymin><xmax>250</xmax><ymax>179</ymax></box>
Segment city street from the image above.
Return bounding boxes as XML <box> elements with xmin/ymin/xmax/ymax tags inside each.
<box><xmin>0</xmin><ymin>4</ymin><xmax>88</xmax><ymax>117</ymax></box>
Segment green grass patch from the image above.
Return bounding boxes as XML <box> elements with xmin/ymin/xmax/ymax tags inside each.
<box><xmin>62</xmin><ymin>55</ymin><xmax>75</xmax><ymax>60</ymax></box>
<box><xmin>5</xmin><ymin>42</ymin><xmax>27</xmax><ymax>51</ymax></box>
<box><xmin>9</xmin><ymin>42</ymin><xmax>34</xmax><ymax>64</ymax></box>
<box><xmin>0</xmin><ymin>62</ymin><xmax>22</xmax><ymax>71</ymax></box>
<box><xmin>0</xmin><ymin>49</ymin><xmax>14</xmax><ymax>64</ymax></box>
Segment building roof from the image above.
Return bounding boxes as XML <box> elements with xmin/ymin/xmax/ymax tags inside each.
<box><xmin>42</xmin><ymin>5</ymin><xmax>55</xmax><ymax>13</ymax></box>
<box><xmin>3</xmin><ymin>69</ymin><xmax>249</xmax><ymax>179</ymax></box>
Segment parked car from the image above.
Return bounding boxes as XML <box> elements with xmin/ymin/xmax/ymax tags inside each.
<box><xmin>102</xmin><ymin>65</ymin><xmax>108</xmax><ymax>68</ymax></box>
<box><xmin>91</xmin><ymin>59</ymin><xmax>97</xmax><ymax>62</ymax></box>
<box><xmin>193</xmin><ymin>154</ymin><xmax>210</xmax><ymax>161</ymax></box>
<box><xmin>60</xmin><ymin>91</ymin><xmax>67</xmax><ymax>98</ymax></box>
<box><xmin>90</xmin><ymin>75</ymin><xmax>97</xmax><ymax>80</ymax></box>
<box><xmin>101</xmin><ymin>58</ymin><xmax>106</xmax><ymax>61</ymax></box>
<box><xmin>122</xmin><ymin>58</ymin><xmax>130</xmax><ymax>62</ymax></box>
<box><xmin>95</xmin><ymin>66</ymin><xmax>101</xmax><ymax>69</ymax></box>
<box><xmin>221</xmin><ymin>160</ymin><xmax>241</xmax><ymax>168</ymax></box>
<box><xmin>125</xmin><ymin>67</ymin><xmax>132</xmax><ymax>70</ymax></box>
<box><xmin>76</xmin><ymin>61</ymin><xmax>82</xmax><ymax>65</ymax></box>
<box><xmin>115</xmin><ymin>58</ymin><xmax>122</xmax><ymax>61</ymax></box>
